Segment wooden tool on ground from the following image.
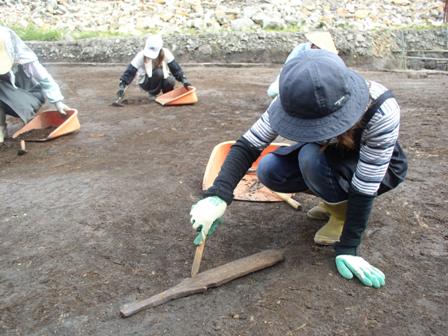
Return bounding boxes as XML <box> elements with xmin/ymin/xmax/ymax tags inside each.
<box><xmin>17</xmin><ymin>140</ymin><xmax>27</xmax><ymax>156</ymax></box>
<box><xmin>273</xmin><ymin>191</ymin><xmax>301</xmax><ymax>210</ymax></box>
<box><xmin>120</xmin><ymin>249</ymin><xmax>285</xmax><ymax>318</ymax></box>
<box><xmin>191</xmin><ymin>240</ymin><xmax>206</xmax><ymax>277</ymax></box>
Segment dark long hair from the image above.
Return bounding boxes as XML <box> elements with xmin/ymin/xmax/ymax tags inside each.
<box><xmin>335</xmin><ymin>122</ymin><xmax>361</xmax><ymax>150</ymax></box>
<box><xmin>153</xmin><ymin>49</ymin><xmax>165</xmax><ymax>67</ymax></box>
<box><xmin>330</xmin><ymin>85</ymin><xmax>373</xmax><ymax>151</ymax></box>
<box><xmin>143</xmin><ymin>49</ymin><xmax>165</xmax><ymax>68</ymax></box>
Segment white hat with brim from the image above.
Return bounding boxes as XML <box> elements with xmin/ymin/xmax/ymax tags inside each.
<box><xmin>305</xmin><ymin>31</ymin><xmax>338</xmax><ymax>54</ymax></box>
<box><xmin>0</xmin><ymin>36</ymin><xmax>13</xmax><ymax>75</ymax></box>
<box><xmin>143</xmin><ymin>35</ymin><xmax>163</xmax><ymax>59</ymax></box>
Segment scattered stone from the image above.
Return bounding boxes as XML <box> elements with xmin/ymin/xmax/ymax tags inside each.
<box><xmin>0</xmin><ymin>0</ymin><xmax>444</xmax><ymax>35</ymax></box>
<box><xmin>230</xmin><ymin>18</ymin><xmax>255</xmax><ymax>31</ymax></box>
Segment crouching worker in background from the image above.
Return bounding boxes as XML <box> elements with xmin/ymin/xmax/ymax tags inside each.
<box><xmin>0</xmin><ymin>26</ymin><xmax>70</xmax><ymax>144</ymax></box>
<box><xmin>190</xmin><ymin>50</ymin><xmax>407</xmax><ymax>289</ymax></box>
<box><xmin>116</xmin><ymin>34</ymin><xmax>191</xmax><ymax>103</ymax></box>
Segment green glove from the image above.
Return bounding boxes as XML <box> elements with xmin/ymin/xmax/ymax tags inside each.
<box><xmin>193</xmin><ymin>218</ymin><xmax>223</xmax><ymax>245</ymax></box>
<box><xmin>335</xmin><ymin>255</ymin><xmax>385</xmax><ymax>288</ymax></box>
<box><xmin>190</xmin><ymin>196</ymin><xmax>227</xmax><ymax>245</ymax></box>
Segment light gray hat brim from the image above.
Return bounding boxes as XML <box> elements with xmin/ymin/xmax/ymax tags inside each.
<box><xmin>268</xmin><ymin>70</ymin><xmax>369</xmax><ymax>143</ymax></box>
<box><xmin>143</xmin><ymin>48</ymin><xmax>161</xmax><ymax>59</ymax></box>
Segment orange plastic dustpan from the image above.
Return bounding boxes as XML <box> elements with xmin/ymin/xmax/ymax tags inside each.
<box><xmin>155</xmin><ymin>86</ymin><xmax>198</xmax><ymax>106</ymax></box>
<box><xmin>12</xmin><ymin>109</ymin><xmax>80</xmax><ymax>141</ymax></box>
<box><xmin>203</xmin><ymin>141</ymin><xmax>294</xmax><ymax>202</ymax></box>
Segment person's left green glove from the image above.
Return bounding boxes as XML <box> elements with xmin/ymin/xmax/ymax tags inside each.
<box><xmin>335</xmin><ymin>255</ymin><xmax>385</xmax><ymax>288</ymax></box>
<box><xmin>190</xmin><ymin>196</ymin><xmax>227</xmax><ymax>245</ymax></box>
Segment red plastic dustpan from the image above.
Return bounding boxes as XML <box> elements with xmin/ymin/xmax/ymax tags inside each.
<box><xmin>202</xmin><ymin>141</ymin><xmax>294</xmax><ymax>202</ymax></box>
<box><xmin>155</xmin><ymin>86</ymin><xmax>198</xmax><ymax>106</ymax></box>
<box><xmin>12</xmin><ymin>109</ymin><xmax>80</xmax><ymax>141</ymax></box>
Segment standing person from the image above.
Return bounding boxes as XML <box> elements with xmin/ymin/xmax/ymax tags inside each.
<box><xmin>0</xmin><ymin>26</ymin><xmax>70</xmax><ymax>144</ymax></box>
<box><xmin>267</xmin><ymin>31</ymin><xmax>338</xmax><ymax>98</ymax></box>
<box><xmin>116</xmin><ymin>34</ymin><xmax>191</xmax><ymax>103</ymax></box>
<box><xmin>190</xmin><ymin>50</ymin><xmax>407</xmax><ymax>288</ymax></box>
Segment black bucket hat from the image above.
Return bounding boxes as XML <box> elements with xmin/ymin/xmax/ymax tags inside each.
<box><xmin>268</xmin><ymin>49</ymin><xmax>369</xmax><ymax>143</ymax></box>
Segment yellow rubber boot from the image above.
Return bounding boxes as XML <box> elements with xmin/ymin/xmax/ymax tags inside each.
<box><xmin>307</xmin><ymin>202</ymin><xmax>330</xmax><ymax>220</ymax></box>
<box><xmin>313</xmin><ymin>200</ymin><xmax>347</xmax><ymax>245</ymax></box>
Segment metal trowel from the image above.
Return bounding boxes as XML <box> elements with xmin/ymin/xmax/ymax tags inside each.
<box><xmin>112</xmin><ymin>95</ymin><xmax>125</xmax><ymax>107</ymax></box>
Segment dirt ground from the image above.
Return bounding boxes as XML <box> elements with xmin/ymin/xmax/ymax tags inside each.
<box><xmin>0</xmin><ymin>64</ymin><xmax>447</xmax><ymax>336</ymax></box>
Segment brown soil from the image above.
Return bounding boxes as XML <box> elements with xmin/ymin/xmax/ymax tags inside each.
<box><xmin>17</xmin><ymin>127</ymin><xmax>57</xmax><ymax>141</ymax></box>
<box><xmin>0</xmin><ymin>65</ymin><xmax>447</xmax><ymax>336</ymax></box>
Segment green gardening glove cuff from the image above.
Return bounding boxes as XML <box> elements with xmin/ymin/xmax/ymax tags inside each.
<box><xmin>194</xmin><ymin>217</ymin><xmax>223</xmax><ymax>245</ymax></box>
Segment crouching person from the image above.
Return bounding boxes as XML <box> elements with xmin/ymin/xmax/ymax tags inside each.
<box><xmin>0</xmin><ymin>26</ymin><xmax>70</xmax><ymax>144</ymax></box>
<box><xmin>116</xmin><ymin>34</ymin><xmax>191</xmax><ymax>102</ymax></box>
<box><xmin>190</xmin><ymin>50</ymin><xmax>407</xmax><ymax>289</ymax></box>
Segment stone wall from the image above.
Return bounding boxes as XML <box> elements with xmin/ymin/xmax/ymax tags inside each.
<box><xmin>2</xmin><ymin>0</ymin><xmax>445</xmax><ymax>35</ymax></box>
<box><xmin>28</xmin><ymin>28</ymin><xmax>448</xmax><ymax>70</ymax></box>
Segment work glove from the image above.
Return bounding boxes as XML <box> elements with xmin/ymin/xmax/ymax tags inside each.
<box><xmin>190</xmin><ymin>196</ymin><xmax>227</xmax><ymax>245</ymax></box>
<box><xmin>335</xmin><ymin>255</ymin><xmax>385</xmax><ymax>288</ymax></box>
<box><xmin>117</xmin><ymin>81</ymin><xmax>127</xmax><ymax>98</ymax></box>
<box><xmin>181</xmin><ymin>78</ymin><xmax>191</xmax><ymax>89</ymax></box>
<box><xmin>54</xmin><ymin>101</ymin><xmax>70</xmax><ymax>115</ymax></box>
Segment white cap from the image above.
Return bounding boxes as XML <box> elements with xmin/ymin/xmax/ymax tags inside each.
<box><xmin>305</xmin><ymin>31</ymin><xmax>338</xmax><ymax>54</ymax></box>
<box><xmin>0</xmin><ymin>30</ymin><xmax>13</xmax><ymax>75</ymax></box>
<box><xmin>143</xmin><ymin>35</ymin><xmax>163</xmax><ymax>59</ymax></box>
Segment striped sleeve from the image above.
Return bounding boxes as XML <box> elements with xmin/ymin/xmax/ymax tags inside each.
<box><xmin>242</xmin><ymin>109</ymin><xmax>278</xmax><ymax>150</ymax></box>
<box><xmin>351</xmin><ymin>83</ymin><xmax>400</xmax><ymax>195</ymax></box>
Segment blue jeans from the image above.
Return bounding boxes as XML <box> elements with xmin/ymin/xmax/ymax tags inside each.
<box><xmin>257</xmin><ymin>143</ymin><xmax>348</xmax><ymax>203</ymax></box>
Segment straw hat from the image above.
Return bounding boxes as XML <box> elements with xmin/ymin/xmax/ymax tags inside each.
<box><xmin>305</xmin><ymin>31</ymin><xmax>338</xmax><ymax>54</ymax></box>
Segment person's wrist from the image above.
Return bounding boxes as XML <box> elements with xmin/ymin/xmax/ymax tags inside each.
<box><xmin>334</xmin><ymin>243</ymin><xmax>357</xmax><ymax>256</ymax></box>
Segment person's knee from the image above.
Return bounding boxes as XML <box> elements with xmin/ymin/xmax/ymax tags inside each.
<box><xmin>257</xmin><ymin>154</ymin><xmax>282</xmax><ymax>188</ymax></box>
<box><xmin>152</xmin><ymin>68</ymin><xmax>164</xmax><ymax>79</ymax></box>
<box><xmin>162</xmin><ymin>77</ymin><xmax>175</xmax><ymax>93</ymax></box>
<box><xmin>298</xmin><ymin>144</ymin><xmax>322</xmax><ymax>177</ymax></box>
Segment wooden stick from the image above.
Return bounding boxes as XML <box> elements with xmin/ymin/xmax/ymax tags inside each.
<box><xmin>120</xmin><ymin>249</ymin><xmax>285</xmax><ymax>318</ymax></box>
<box><xmin>273</xmin><ymin>192</ymin><xmax>301</xmax><ymax>210</ymax></box>
<box><xmin>17</xmin><ymin>140</ymin><xmax>27</xmax><ymax>156</ymax></box>
<box><xmin>191</xmin><ymin>240</ymin><xmax>205</xmax><ymax>277</ymax></box>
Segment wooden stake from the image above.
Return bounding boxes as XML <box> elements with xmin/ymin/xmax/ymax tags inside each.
<box><xmin>191</xmin><ymin>240</ymin><xmax>205</xmax><ymax>277</ymax></box>
<box><xmin>120</xmin><ymin>249</ymin><xmax>285</xmax><ymax>318</ymax></box>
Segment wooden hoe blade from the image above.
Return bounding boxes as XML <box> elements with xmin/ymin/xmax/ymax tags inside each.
<box><xmin>120</xmin><ymin>249</ymin><xmax>285</xmax><ymax>318</ymax></box>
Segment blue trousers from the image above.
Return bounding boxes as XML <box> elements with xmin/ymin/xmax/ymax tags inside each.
<box><xmin>257</xmin><ymin>143</ymin><xmax>348</xmax><ymax>203</ymax></box>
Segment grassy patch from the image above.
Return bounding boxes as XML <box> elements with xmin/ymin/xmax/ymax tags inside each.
<box><xmin>397</xmin><ymin>23</ymin><xmax>448</xmax><ymax>30</ymax></box>
<box><xmin>5</xmin><ymin>24</ymin><xmax>64</xmax><ymax>41</ymax></box>
<box><xmin>2</xmin><ymin>22</ymin><xmax>446</xmax><ymax>42</ymax></box>
<box><xmin>263</xmin><ymin>23</ymin><xmax>304</xmax><ymax>33</ymax></box>
<box><xmin>72</xmin><ymin>30</ymin><xmax>128</xmax><ymax>40</ymax></box>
